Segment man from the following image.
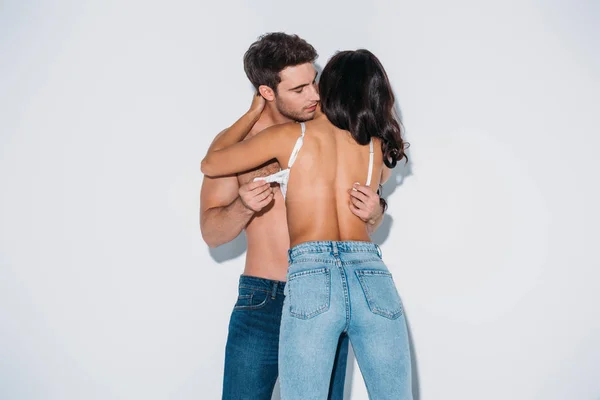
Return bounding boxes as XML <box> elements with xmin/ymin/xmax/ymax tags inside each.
<box><xmin>200</xmin><ymin>33</ymin><xmax>386</xmax><ymax>400</ymax></box>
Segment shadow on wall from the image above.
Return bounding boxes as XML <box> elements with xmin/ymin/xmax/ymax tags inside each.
<box><xmin>407</xmin><ymin>311</ymin><xmax>420</xmax><ymax>400</ymax></box>
<box><xmin>209</xmin><ymin>231</ymin><xmax>247</xmax><ymax>263</ymax></box>
<box><xmin>343</xmin><ymin>346</ymin><xmax>356</xmax><ymax>400</ymax></box>
<box><xmin>367</xmin><ymin>101</ymin><xmax>420</xmax><ymax>399</ymax></box>
<box><xmin>370</xmin><ymin>97</ymin><xmax>413</xmax><ymax>247</ymax></box>
<box><xmin>370</xmin><ymin>146</ymin><xmax>413</xmax><ymax>246</ymax></box>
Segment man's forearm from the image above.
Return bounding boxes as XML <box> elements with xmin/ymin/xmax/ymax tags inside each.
<box><xmin>201</xmin><ymin>197</ymin><xmax>254</xmax><ymax>248</ymax></box>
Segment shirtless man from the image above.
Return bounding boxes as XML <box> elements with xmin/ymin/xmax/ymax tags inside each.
<box><xmin>200</xmin><ymin>33</ymin><xmax>386</xmax><ymax>400</ymax></box>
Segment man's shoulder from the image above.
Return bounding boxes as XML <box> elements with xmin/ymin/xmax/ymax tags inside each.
<box><xmin>247</xmin><ymin>120</ymin><xmax>298</xmax><ymax>140</ymax></box>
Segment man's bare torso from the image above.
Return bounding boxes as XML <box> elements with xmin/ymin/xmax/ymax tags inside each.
<box><xmin>238</xmin><ymin>126</ymin><xmax>290</xmax><ymax>282</ymax></box>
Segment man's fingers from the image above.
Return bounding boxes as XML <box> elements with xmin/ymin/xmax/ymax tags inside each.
<box><xmin>246</xmin><ymin>180</ymin><xmax>270</xmax><ymax>192</ymax></box>
<box><xmin>351</xmin><ymin>183</ymin><xmax>375</xmax><ymax>196</ymax></box>
<box><xmin>253</xmin><ymin>182</ymin><xmax>271</xmax><ymax>193</ymax></box>
<box><xmin>256</xmin><ymin>193</ymin><xmax>275</xmax><ymax>208</ymax></box>
<box><xmin>349</xmin><ymin>201</ymin><xmax>368</xmax><ymax>220</ymax></box>
<box><xmin>254</xmin><ymin>184</ymin><xmax>273</xmax><ymax>197</ymax></box>
<box><xmin>350</xmin><ymin>196</ymin><xmax>364</xmax><ymax>209</ymax></box>
<box><xmin>242</xmin><ymin>182</ymin><xmax>271</xmax><ymax>198</ymax></box>
<box><xmin>248</xmin><ymin>191</ymin><xmax>274</xmax><ymax>212</ymax></box>
<box><xmin>349</xmin><ymin>188</ymin><xmax>369</xmax><ymax>203</ymax></box>
<box><xmin>257</xmin><ymin>187</ymin><xmax>274</xmax><ymax>202</ymax></box>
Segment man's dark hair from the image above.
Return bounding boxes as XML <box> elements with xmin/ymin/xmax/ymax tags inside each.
<box><xmin>244</xmin><ymin>32</ymin><xmax>318</xmax><ymax>92</ymax></box>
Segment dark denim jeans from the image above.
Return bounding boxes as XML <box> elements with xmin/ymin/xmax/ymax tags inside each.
<box><xmin>222</xmin><ymin>275</ymin><xmax>349</xmax><ymax>400</ymax></box>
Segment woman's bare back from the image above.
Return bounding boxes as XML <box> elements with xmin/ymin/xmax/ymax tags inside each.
<box><xmin>285</xmin><ymin>114</ymin><xmax>383</xmax><ymax>247</ymax></box>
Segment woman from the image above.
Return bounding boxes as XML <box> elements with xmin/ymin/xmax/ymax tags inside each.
<box><xmin>202</xmin><ymin>49</ymin><xmax>412</xmax><ymax>400</ymax></box>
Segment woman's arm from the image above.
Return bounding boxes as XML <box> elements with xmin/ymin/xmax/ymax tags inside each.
<box><xmin>201</xmin><ymin>93</ymin><xmax>275</xmax><ymax>177</ymax></box>
<box><xmin>206</xmin><ymin>94</ymin><xmax>265</xmax><ymax>153</ymax></box>
<box><xmin>201</xmin><ymin>94</ymin><xmax>296</xmax><ymax>178</ymax></box>
<box><xmin>201</xmin><ymin>124</ymin><xmax>289</xmax><ymax>177</ymax></box>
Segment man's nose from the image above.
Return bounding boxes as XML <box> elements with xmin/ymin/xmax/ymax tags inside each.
<box><xmin>309</xmin><ymin>84</ymin><xmax>320</xmax><ymax>102</ymax></box>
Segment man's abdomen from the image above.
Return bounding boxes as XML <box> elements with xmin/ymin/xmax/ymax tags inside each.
<box><xmin>243</xmin><ymin>190</ymin><xmax>290</xmax><ymax>281</ymax></box>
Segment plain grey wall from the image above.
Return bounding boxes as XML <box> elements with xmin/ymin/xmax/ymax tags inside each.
<box><xmin>1</xmin><ymin>1</ymin><xmax>599</xmax><ymax>399</ymax></box>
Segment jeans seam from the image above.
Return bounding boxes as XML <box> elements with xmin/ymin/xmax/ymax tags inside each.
<box><xmin>336</xmin><ymin>259</ymin><xmax>351</xmax><ymax>332</ymax></box>
<box><xmin>341</xmin><ymin>258</ymin><xmax>383</xmax><ymax>266</ymax></box>
<box><xmin>233</xmin><ymin>293</ymin><xmax>270</xmax><ymax>311</ymax></box>
<box><xmin>291</xmin><ymin>259</ymin><xmax>380</xmax><ymax>266</ymax></box>
<box><xmin>239</xmin><ymin>286</ymin><xmax>272</xmax><ymax>293</ymax></box>
<box><xmin>288</xmin><ymin>267</ymin><xmax>328</xmax><ymax>281</ymax></box>
<box><xmin>356</xmin><ymin>270</ymin><xmax>392</xmax><ymax>277</ymax></box>
<box><xmin>289</xmin><ymin>258</ymin><xmax>336</xmax><ymax>265</ymax></box>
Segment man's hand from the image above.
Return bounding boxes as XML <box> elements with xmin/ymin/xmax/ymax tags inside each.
<box><xmin>348</xmin><ymin>182</ymin><xmax>383</xmax><ymax>225</ymax></box>
<box><xmin>249</xmin><ymin>92</ymin><xmax>266</xmax><ymax>115</ymax></box>
<box><xmin>239</xmin><ymin>180</ymin><xmax>274</xmax><ymax>213</ymax></box>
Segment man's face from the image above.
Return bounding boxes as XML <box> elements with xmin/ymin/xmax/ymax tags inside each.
<box><xmin>274</xmin><ymin>63</ymin><xmax>320</xmax><ymax>122</ymax></box>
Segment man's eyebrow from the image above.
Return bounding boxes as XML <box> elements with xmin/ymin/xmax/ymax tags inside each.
<box><xmin>288</xmin><ymin>72</ymin><xmax>318</xmax><ymax>91</ymax></box>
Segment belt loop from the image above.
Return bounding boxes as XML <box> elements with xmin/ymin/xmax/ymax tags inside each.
<box><xmin>332</xmin><ymin>242</ymin><xmax>339</xmax><ymax>256</ymax></box>
<box><xmin>287</xmin><ymin>248</ymin><xmax>293</xmax><ymax>264</ymax></box>
<box><xmin>376</xmin><ymin>244</ymin><xmax>382</xmax><ymax>258</ymax></box>
<box><xmin>271</xmin><ymin>281</ymin><xmax>278</xmax><ymax>299</ymax></box>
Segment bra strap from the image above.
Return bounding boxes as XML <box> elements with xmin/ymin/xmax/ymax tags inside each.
<box><xmin>366</xmin><ymin>139</ymin><xmax>374</xmax><ymax>186</ymax></box>
<box><xmin>287</xmin><ymin>122</ymin><xmax>306</xmax><ymax>168</ymax></box>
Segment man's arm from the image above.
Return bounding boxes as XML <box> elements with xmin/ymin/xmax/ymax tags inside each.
<box><xmin>200</xmin><ymin>175</ymin><xmax>252</xmax><ymax>248</ymax></box>
<box><xmin>200</xmin><ymin>175</ymin><xmax>274</xmax><ymax>248</ymax></box>
<box><xmin>200</xmin><ymin>94</ymin><xmax>274</xmax><ymax>247</ymax></box>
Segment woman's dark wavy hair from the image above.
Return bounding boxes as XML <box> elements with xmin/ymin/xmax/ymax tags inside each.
<box><xmin>244</xmin><ymin>33</ymin><xmax>318</xmax><ymax>92</ymax></box>
<box><xmin>319</xmin><ymin>50</ymin><xmax>408</xmax><ymax>212</ymax></box>
<box><xmin>319</xmin><ymin>49</ymin><xmax>408</xmax><ymax>167</ymax></box>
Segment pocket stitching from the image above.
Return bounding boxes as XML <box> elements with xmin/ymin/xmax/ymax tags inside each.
<box><xmin>233</xmin><ymin>292</ymin><xmax>269</xmax><ymax>311</ymax></box>
<box><xmin>356</xmin><ymin>270</ymin><xmax>402</xmax><ymax>319</ymax></box>
<box><xmin>356</xmin><ymin>270</ymin><xmax>392</xmax><ymax>277</ymax></box>
<box><xmin>289</xmin><ymin>269</ymin><xmax>331</xmax><ymax>319</ymax></box>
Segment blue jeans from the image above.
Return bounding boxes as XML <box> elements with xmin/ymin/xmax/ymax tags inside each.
<box><xmin>280</xmin><ymin>241</ymin><xmax>412</xmax><ymax>400</ymax></box>
<box><xmin>222</xmin><ymin>275</ymin><xmax>349</xmax><ymax>400</ymax></box>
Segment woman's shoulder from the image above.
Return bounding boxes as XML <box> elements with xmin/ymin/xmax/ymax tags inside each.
<box><xmin>255</xmin><ymin>121</ymin><xmax>299</xmax><ymax>140</ymax></box>
<box><xmin>268</xmin><ymin>121</ymin><xmax>303</xmax><ymax>135</ymax></box>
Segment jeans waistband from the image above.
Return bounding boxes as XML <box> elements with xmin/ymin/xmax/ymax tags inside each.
<box><xmin>238</xmin><ymin>275</ymin><xmax>286</xmax><ymax>295</ymax></box>
<box><xmin>288</xmin><ymin>240</ymin><xmax>382</xmax><ymax>262</ymax></box>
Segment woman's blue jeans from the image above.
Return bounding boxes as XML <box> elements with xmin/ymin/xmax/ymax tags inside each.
<box><xmin>279</xmin><ymin>241</ymin><xmax>413</xmax><ymax>400</ymax></box>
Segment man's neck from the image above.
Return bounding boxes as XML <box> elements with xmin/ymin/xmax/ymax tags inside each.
<box><xmin>256</xmin><ymin>102</ymin><xmax>293</xmax><ymax>129</ymax></box>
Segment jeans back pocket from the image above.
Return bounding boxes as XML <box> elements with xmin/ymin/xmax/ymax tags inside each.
<box><xmin>287</xmin><ymin>268</ymin><xmax>331</xmax><ymax>319</ymax></box>
<box><xmin>355</xmin><ymin>270</ymin><xmax>403</xmax><ymax>319</ymax></box>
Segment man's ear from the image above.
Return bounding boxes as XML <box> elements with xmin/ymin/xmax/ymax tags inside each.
<box><xmin>258</xmin><ymin>85</ymin><xmax>276</xmax><ymax>102</ymax></box>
